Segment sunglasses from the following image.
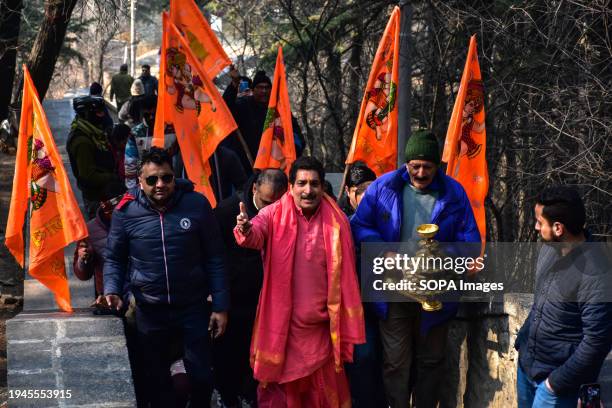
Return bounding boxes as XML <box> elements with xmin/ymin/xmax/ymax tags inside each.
<box><xmin>144</xmin><ymin>174</ymin><xmax>174</xmax><ymax>186</ymax></box>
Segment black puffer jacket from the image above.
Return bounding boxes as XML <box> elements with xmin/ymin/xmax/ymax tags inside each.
<box><xmin>516</xmin><ymin>241</ymin><xmax>612</xmax><ymax>394</ymax></box>
<box><xmin>103</xmin><ymin>179</ymin><xmax>229</xmax><ymax>311</ymax></box>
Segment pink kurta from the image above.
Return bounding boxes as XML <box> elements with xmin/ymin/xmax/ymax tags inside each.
<box><xmin>235</xmin><ymin>200</ymin><xmax>332</xmax><ymax>383</ymax></box>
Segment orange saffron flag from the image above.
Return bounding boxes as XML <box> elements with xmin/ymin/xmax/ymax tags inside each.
<box><xmin>346</xmin><ymin>6</ymin><xmax>400</xmax><ymax>176</ymax></box>
<box><xmin>154</xmin><ymin>12</ymin><xmax>237</xmax><ymax>207</ymax></box>
<box><xmin>169</xmin><ymin>0</ymin><xmax>231</xmax><ymax>78</ymax></box>
<box><xmin>442</xmin><ymin>35</ymin><xmax>489</xmax><ymax>246</ymax></box>
<box><xmin>254</xmin><ymin>46</ymin><xmax>296</xmax><ymax>175</ymax></box>
<box><xmin>5</xmin><ymin>66</ymin><xmax>88</xmax><ymax>312</ymax></box>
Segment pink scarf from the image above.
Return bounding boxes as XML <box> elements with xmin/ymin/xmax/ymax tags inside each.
<box><xmin>250</xmin><ymin>192</ymin><xmax>365</xmax><ymax>383</ymax></box>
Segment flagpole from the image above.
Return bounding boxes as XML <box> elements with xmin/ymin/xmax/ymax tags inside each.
<box><xmin>336</xmin><ymin>165</ymin><xmax>350</xmax><ymax>203</ymax></box>
<box><xmin>235</xmin><ymin>129</ymin><xmax>254</xmax><ymax>167</ymax></box>
<box><xmin>212</xmin><ymin>151</ymin><xmax>223</xmax><ymax>201</ymax></box>
<box><xmin>397</xmin><ymin>0</ymin><xmax>413</xmax><ymax>167</ymax></box>
<box><xmin>130</xmin><ymin>0</ymin><xmax>136</xmax><ymax>77</ymax></box>
<box><xmin>23</xmin><ymin>204</ymin><xmax>29</xmax><ymax>278</ymax></box>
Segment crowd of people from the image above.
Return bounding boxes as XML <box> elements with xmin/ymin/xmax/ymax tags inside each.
<box><xmin>65</xmin><ymin>64</ymin><xmax>610</xmax><ymax>408</ymax></box>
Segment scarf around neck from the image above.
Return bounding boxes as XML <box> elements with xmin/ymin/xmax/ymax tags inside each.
<box><xmin>250</xmin><ymin>192</ymin><xmax>365</xmax><ymax>383</ymax></box>
<box><xmin>71</xmin><ymin>117</ymin><xmax>109</xmax><ymax>151</ymax></box>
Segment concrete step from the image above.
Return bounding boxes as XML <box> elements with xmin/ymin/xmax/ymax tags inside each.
<box><xmin>7</xmin><ymin>311</ymin><xmax>135</xmax><ymax>407</ymax></box>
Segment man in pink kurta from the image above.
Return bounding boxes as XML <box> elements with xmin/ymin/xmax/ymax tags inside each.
<box><xmin>234</xmin><ymin>157</ymin><xmax>365</xmax><ymax>407</ymax></box>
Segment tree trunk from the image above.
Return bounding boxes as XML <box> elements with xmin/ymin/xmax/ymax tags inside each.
<box><xmin>0</xmin><ymin>0</ymin><xmax>23</xmax><ymax>119</ymax></box>
<box><xmin>14</xmin><ymin>0</ymin><xmax>79</xmax><ymax>103</ymax></box>
<box><xmin>324</xmin><ymin>44</ymin><xmax>344</xmax><ymax>170</ymax></box>
<box><xmin>346</xmin><ymin>29</ymin><xmax>363</xmax><ymax>147</ymax></box>
<box><xmin>299</xmin><ymin>62</ymin><xmax>315</xmax><ymax>156</ymax></box>
<box><xmin>96</xmin><ymin>44</ymin><xmax>105</xmax><ymax>84</ymax></box>
<box><xmin>93</xmin><ymin>33</ymin><xmax>114</xmax><ymax>85</ymax></box>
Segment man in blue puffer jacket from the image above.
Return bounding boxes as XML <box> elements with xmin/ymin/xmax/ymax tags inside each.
<box><xmin>351</xmin><ymin>130</ymin><xmax>480</xmax><ymax>408</ymax></box>
<box><xmin>103</xmin><ymin>147</ymin><xmax>229</xmax><ymax>408</ymax></box>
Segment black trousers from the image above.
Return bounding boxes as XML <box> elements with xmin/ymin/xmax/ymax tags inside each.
<box><xmin>379</xmin><ymin>302</ymin><xmax>449</xmax><ymax>408</ymax></box>
<box><xmin>212</xmin><ymin>308</ymin><xmax>258</xmax><ymax>406</ymax></box>
<box><xmin>136</xmin><ymin>302</ymin><xmax>213</xmax><ymax>408</ymax></box>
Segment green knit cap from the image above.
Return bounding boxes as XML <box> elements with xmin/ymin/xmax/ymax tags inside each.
<box><xmin>404</xmin><ymin>130</ymin><xmax>440</xmax><ymax>164</ymax></box>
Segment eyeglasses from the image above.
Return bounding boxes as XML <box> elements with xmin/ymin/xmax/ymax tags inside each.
<box><xmin>144</xmin><ymin>174</ymin><xmax>174</xmax><ymax>186</ymax></box>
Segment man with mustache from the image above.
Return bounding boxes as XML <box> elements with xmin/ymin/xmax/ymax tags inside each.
<box><xmin>234</xmin><ymin>156</ymin><xmax>365</xmax><ymax>407</ymax></box>
<box><xmin>351</xmin><ymin>130</ymin><xmax>480</xmax><ymax>407</ymax></box>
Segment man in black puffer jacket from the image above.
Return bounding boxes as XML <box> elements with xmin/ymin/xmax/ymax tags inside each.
<box><xmin>515</xmin><ymin>186</ymin><xmax>612</xmax><ymax>407</ymax></box>
<box><xmin>103</xmin><ymin>147</ymin><xmax>228</xmax><ymax>408</ymax></box>
<box><xmin>212</xmin><ymin>168</ymin><xmax>287</xmax><ymax>408</ymax></box>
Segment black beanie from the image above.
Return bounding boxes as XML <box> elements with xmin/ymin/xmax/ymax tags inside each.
<box><xmin>252</xmin><ymin>70</ymin><xmax>272</xmax><ymax>88</ymax></box>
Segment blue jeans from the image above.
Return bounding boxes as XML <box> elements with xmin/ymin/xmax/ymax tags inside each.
<box><xmin>517</xmin><ymin>365</ymin><xmax>579</xmax><ymax>408</ymax></box>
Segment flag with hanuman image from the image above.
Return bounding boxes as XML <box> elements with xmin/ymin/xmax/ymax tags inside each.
<box><xmin>153</xmin><ymin>12</ymin><xmax>237</xmax><ymax>207</ymax></box>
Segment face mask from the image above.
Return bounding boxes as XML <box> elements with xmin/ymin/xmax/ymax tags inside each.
<box><xmin>87</xmin><ymin>111</ymin><xmax>105</xmax><ymax>127</ymax></box>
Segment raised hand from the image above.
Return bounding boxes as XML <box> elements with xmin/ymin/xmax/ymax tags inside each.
<box><xmin>229</xmin><ymin>64</ymin><xmax>240</xmax><ymax>86</ymax></box>
<box><xmin>236</xmin><ymin>202</ymin><xmax>252</xmax><ymax>234</ymax></box>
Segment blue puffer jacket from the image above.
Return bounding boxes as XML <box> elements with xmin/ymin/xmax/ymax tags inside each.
<box><xmin>516</xmin><ymin>242</ymin><xmax>612</xmax><ymax>394</ymax></box>
<box><xmin>350</xmin><ymin>166</ymin><xmax>480</xmax><ymax>331</ymax></box>
<box><xmin>103</xmin><ymin>179</ymin><xmax>229</xmax><ymax>311</ymax></box>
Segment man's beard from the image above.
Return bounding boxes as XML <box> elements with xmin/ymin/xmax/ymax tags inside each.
<box><xmin>539</xmin><ymin>233</ymin><xmax>562</xmax><ymax>244</ymax></box>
